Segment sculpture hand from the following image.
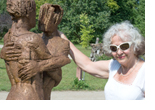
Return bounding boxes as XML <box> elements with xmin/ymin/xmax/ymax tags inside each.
<box><xmin>18</xmin><ymin>56</ymin><xmax>71</xmax><ymax>81</ymax></box>
<box><xmin>0</xmin><ymin>42</ymin><xmax>22</xmax><ymax>61</ymax></box>
<box><xmin>18</xmin><ymin>60</ymin><xmax>39</xmax><ymax>81</ymax></box>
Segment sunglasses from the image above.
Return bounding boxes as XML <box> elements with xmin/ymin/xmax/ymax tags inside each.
<box><xmin>110</xmin><ymin>42</ymin><xmax>132</xmax><ymax>52</ymax></box>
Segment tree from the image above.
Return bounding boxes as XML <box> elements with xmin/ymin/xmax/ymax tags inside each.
<box><xmin>48</xmin><ymin>0</ymin><xmax>111</xmax><ymax>43</ymax></box>
<box><xmin>134</xmin><ymin>0</ymin><xmax>145</xmax><ymax>37</ymax></box>
<box><xmin>109</xmin><ymin>0</ymin><xmax>138</xmax><ymax>23</ymax></box>
<box><xmin>107</xmin><ymin>0</ymin><xmax>145</xmax><ymax>37</ymax></box>
<box><xmin>0</xmin><ymin>0</ymin><xmax>11</xmax><ymax>40</ymax></box>
<box><xmin>107</xmin><ymin>0</ymin><xmax>120</xmax><ymax>12</ymax></box>
<box><xmin>80</xmin><ymin>13</ymin><xmax>94</xmax><ymax>48</ymax></box>
<box><xmin>0</xmin><ymin>0</ymin><xmax>7</xmax><ymax>14</ymax></box>
<box><xmin>0</xmin><ymin>0</ymin><xmax>145</xmax><ymax>42</ymax></box>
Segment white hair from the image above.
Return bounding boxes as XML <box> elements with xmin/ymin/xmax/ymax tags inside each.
<box><xmin>103</xmin><ymin>21</ymin><xmax>145</xmax><ymax>57</ymax></box>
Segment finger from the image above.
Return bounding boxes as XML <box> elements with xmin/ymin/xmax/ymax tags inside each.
<box><xmin>6</xmin><ymin>50</ymin><xmax>20</xmax><ymax>54</ymax></box>
<box><xmin>21</xmin><ymin>70</ymin><xmax>31</xmax><ymax>80</ymax></box>
<box><xmin>18</xmin><ymin>67</ymin><xmax>28</xmax><ymax>77</ymax></box>
<box><xmin>22</xmin><ymin>74</ymin><xmax>32</xmax><ymax>82</ymax></box>
<box><xmin>20</xmin><ymin>70</ymin><xmax>29</xmax><ymax>79</ymax></box>
<box><xmin>21</xmin><ymin>74</ymin><xmax>28</xmax><ymax>80</ymax></box>
<box><xmin>6</xmin><ymin>54</ymin><xmax>21</xmax><ymax>58</ymax></box>
<box><xmin>6</xmin><ymin>57</ymin><xmax>19</xmax><ymax>61</ymax></box>
<box><xmin>5</xmin><ymin>47</ymin><xmax>15</xmax><ymax>50</ymax></box>
<box><xmin>24</xmin><ymin>74</ymin><xmax>33</xmax><ymax>80</ymax></box>
<box><xmin>18</xmin><ymin>71</ymin><xmax>25</xmax><ymax>78</ymax></box>
<box><xmin>5</xmin><ymin>42</ymin><xmax>14</xmax><ymax>47</ymax></box>
<box><xmin>18</xmin><ymin>67</ymin><xmax>28</xmax><ymax>75</ymax></box>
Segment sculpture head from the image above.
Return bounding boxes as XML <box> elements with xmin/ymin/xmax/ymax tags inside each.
<box><xmin>6</xmin><ymin>0</ymin><xmax>36</xmax><ymax>29</ymax></box>
<box><xmin>38</xmin><ymin>3</ymin><xmax>63</xmax><ymax>33</ymax></box>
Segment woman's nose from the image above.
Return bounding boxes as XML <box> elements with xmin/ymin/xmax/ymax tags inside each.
<box><xmin>116</xmin><ymin>48</ymin><xmax>123</xmax><ymax>55</ymax></box>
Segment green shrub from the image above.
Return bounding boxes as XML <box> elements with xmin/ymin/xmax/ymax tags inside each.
<box><xmin>80</xmin><ymin>13</ymin><xmax>95</xmax><ymax>48</ymax></box>
<box><xmin>0</xmin><ymin>27</ymin><xmax>8</xmax><ymax>40</ymax></box>
<box><xmin>96</xmin><ymin>54</ymin><xmax>112</xmax><ymax>61</ymax></box>
<box><xmin>71</xmin><ymin>78</ymin><xmax>92</xmax><ymax>90</ymax></box>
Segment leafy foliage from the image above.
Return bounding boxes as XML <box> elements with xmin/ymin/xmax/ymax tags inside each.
<box><xmin>0</xmin><ymin>0</ymin><xmax>145</xmax><ymax>42</ymax></box>
<box><xmin>107</xmin><ymin>0</ymin><xmax>120</xmax><ymax>12</ymax></box>
<box><xmin>109</xmin><ymin>0</ymin><xmax>137</xmax><ymax>23</ymax></box>
<box><xmin>134</xmin><ymin>0</ymin><xmax>145</xmax><ymax>37</ymax></box>
<box><xmin>0</xmin><ymin>27</ymin><xmax>8</xmax><ymax>40</ymax></box>
<box><xmin>96</xmin><ymin>54</ymin><xmax>112</xmax><ymax>61</ymax></box>
<box><xmin>50</xmin><ymin>0</ymin><xmax>111</xmax><ymax>43</ymax></box>
<box><xmin>71</xmin><ymin>78</ymin><xmax>91</xmax><ymax>90</ymax></box>
<box><xmin>0</xmin><ymin>0</ymin><xmax>7</xmax><ymax>14</ymax></box>
<box><xmin>80</xmin><ymin>14</ymin><xmax>94</xmax><ymax>48</ymax></box>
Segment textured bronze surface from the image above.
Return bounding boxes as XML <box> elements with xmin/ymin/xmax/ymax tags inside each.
<box><xmin>38</xmin><ymin>3</ymin><xmax>70</xmax><ymax>100</ymax></box>
<box><xmin>0</xmin><ymin>0</ymin><xmax>70</xmax><ymax>100</ymax></box>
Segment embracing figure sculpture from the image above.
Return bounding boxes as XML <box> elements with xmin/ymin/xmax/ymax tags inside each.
<box><xmin>0</xmin><ymin>0</ymin><xmax>70</xmax><ymax>100</ymax></box>
<box><xmin>38</xmin><ymin>3</ymin><xmax>70</xmax><ymax>100</ymax></box>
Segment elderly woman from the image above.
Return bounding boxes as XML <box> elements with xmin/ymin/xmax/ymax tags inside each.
<box><xmin>59</xmin><ymin>21</ymin><xmax>145</xmax><ymax>100</ymax></box>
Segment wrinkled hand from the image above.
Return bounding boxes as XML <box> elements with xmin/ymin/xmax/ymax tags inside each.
<box><xmin>18</xmin><ymin>60</ymin><xmax>40</xmax><ymax>81</ymax></box>
<box><xmin>0</xmin><ymin>42</ymin><xmax>22</xmax><ymax>61</ymax></box>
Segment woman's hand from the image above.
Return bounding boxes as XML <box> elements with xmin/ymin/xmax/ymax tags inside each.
<box><xmin>58</xmin><ymin>30</ymin><xmax>68</xmax><ymax>41</ymax></box>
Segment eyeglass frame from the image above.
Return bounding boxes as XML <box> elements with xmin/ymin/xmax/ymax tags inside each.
<box><xmin>110</xmin><ymin>42</ymin><xmax>132</xmax><ymax>52</ymax></box>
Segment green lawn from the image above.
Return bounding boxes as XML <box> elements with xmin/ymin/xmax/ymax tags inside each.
<box><xmin>0</xmin><ymin>45</ymin><xmax>108</xmax><ymax>91</ymax></box>
<box><xmin>0</xmin><ymin>52</ymin><xmax>11</xmax><ymax>91</ymax></box>
<box><xmin>0</xmin><ymin>40</ymin><xmax>3</xmax><ymax>45</ymax></box>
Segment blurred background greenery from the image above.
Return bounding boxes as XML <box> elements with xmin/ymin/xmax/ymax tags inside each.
<box><xmin>0</xmin><ymin>0</ymin><xmax>145</xmax><ymax>44</ymax></box>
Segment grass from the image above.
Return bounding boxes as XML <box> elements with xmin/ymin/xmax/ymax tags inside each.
<box><xmin>0</xmin><ymin>40</ymin><xmax>3</xmax><ymax>45</ymax></box>
<box><xmin>53</xmin><ymin>60</ymin><xmax>108</xmax><ymax>91</ymax></box>
<box><xmin>0</xmin><ymin>45</ymin><xmax>108</xmax><ymax>91</ymax></box>
<box><xmin>0</xmin><ymin>51</ymin><xmax>11</xmax><ymax>91</ymax></box>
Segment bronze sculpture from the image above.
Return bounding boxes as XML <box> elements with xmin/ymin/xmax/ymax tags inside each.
<box><xmin>37</xmin><ymin>3</ymin><xmax>70</xmax><ymax>100</ymax></box>
<box><xmin>0</xmin><ymin>0</ymin><xmax>70</xmax><ymax>100</ymax></box>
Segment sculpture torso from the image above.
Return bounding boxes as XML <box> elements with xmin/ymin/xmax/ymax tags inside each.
<box><xmin>3</xmin><ymin>30</ymin><xmax>49</xmax><ymax>100</ymax></box>
<box><xmin>42</xmin><ymin>34</ymin><xmax>70</xmax><ymax>100</ymax></box>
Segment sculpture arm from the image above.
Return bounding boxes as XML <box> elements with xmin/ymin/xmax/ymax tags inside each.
<box><xmin>18</xmin><ymin>56</ymin><xmax>70</xmax><ymax>81</ymax></box>
<box><xmin>18</xmin><ymin>35</ymin><xmax>70</xmax><ymax>80</ymax></box>
<box><xmin>39</xmin><ymin>56</ymin><xmax>70</xmax><ymax>72</ymax></box>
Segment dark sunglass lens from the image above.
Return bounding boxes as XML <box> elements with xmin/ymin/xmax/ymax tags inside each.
<box><xmin>120</xmin><ymin>43</ymin><xmax>129</xmax><ymax>50</ymax></box>
<box><xmin>110</xmin><ymin>46</ymin><xmax>117</xmax><ymax>52</ymax></box>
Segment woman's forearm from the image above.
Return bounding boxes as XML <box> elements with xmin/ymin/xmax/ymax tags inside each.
<box><xmin>58</xmin><ymin>31</ymin><xmax>92</xmax><ymax>71</ymax></box>
<box><xmin>58</xmin><ymin>31</ymin><xmax>110</xmax><ymax>79</ymax></box>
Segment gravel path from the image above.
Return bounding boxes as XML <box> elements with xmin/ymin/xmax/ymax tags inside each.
<box><xmin>0</xmin><ymin>91</ymin><xmax>105</xmax><ymax>100</ymax></box>
<box><xmin>0</xmin><ymin>45</ymin><xmax>3</xmax><ymax>48</ymax></box>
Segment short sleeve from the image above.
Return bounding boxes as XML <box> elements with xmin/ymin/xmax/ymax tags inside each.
<box><xmin>108</xmin><ymin>59</ymin><xmax>121</xmax><ymax>78</ymax></box>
